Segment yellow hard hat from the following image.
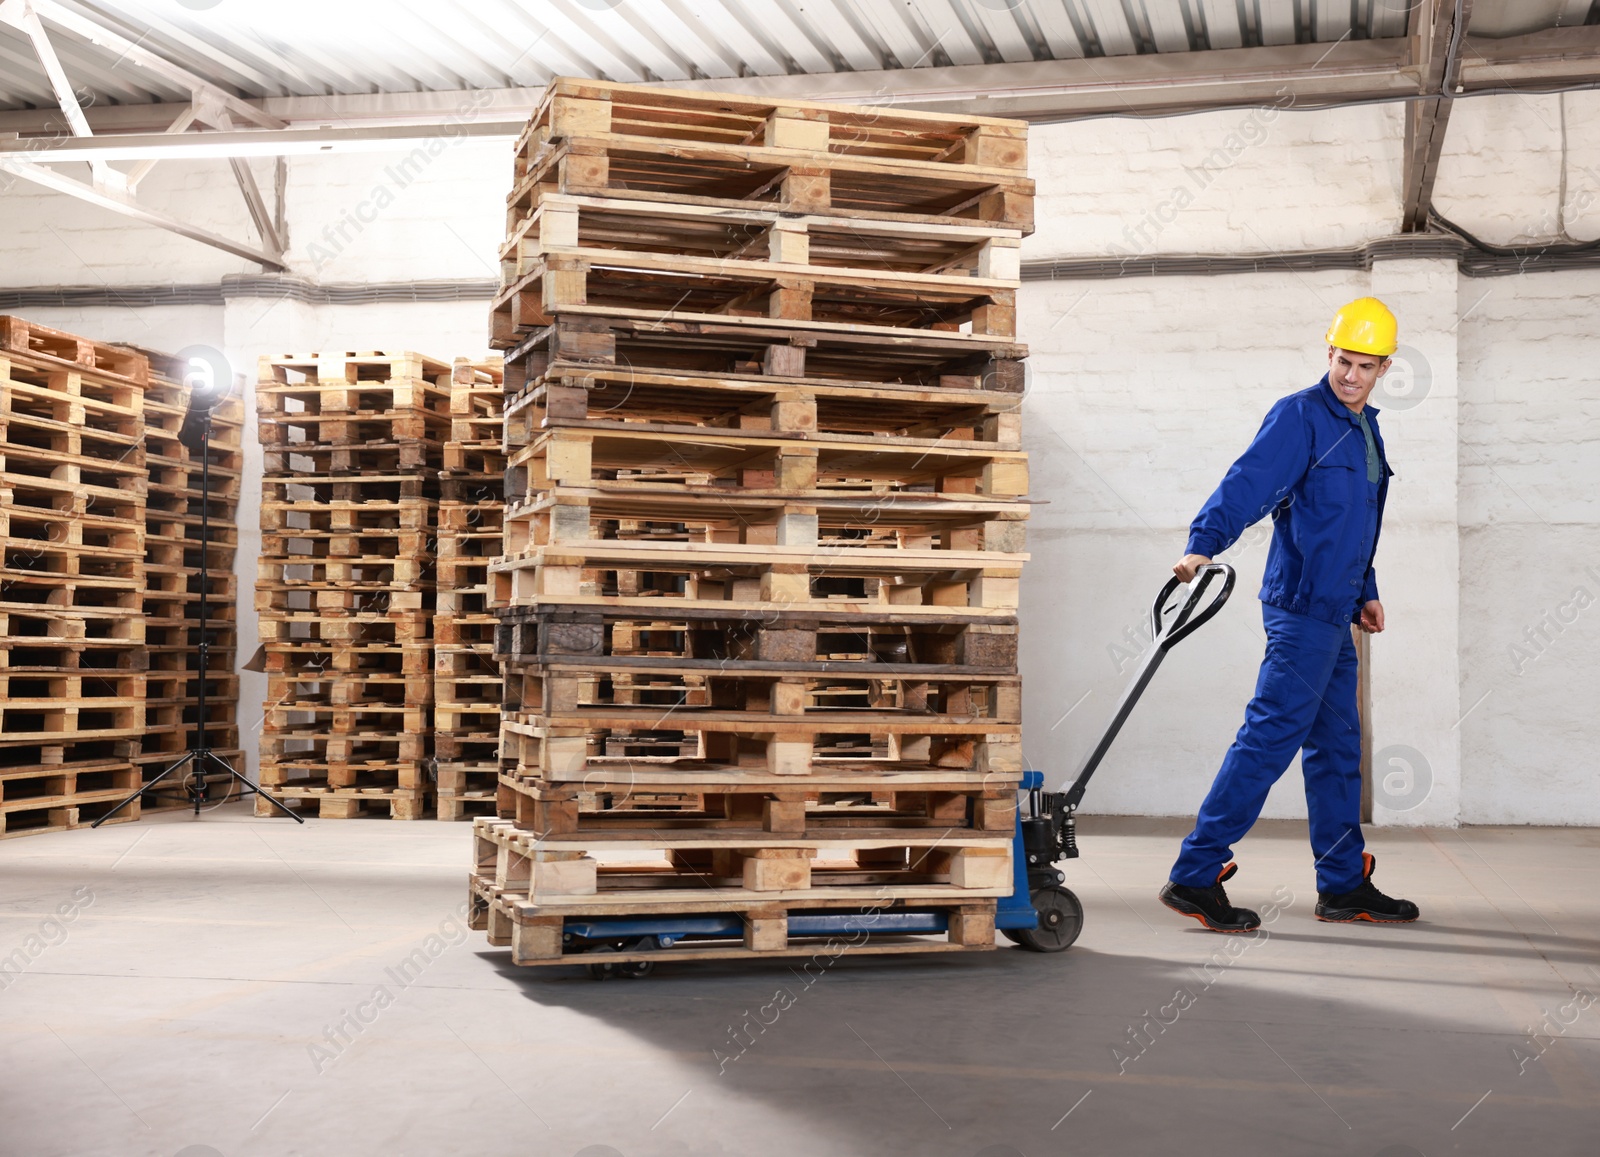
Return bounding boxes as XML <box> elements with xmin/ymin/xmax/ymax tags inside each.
<box><xmin>1325</xmin><ymin>297</ymin><xmax>1397</xmax><ymax>357</ymax></box>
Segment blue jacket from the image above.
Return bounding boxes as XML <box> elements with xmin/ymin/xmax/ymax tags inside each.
<box><xmin>1186</xmin><ymin>375</ymin><xmax>1392</xmax><ymax>626</ymax></box>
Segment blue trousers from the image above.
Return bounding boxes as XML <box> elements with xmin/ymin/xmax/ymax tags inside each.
<box><xmin>1170</xmin><ymin>603</ymin><xmax>1366</xmax><ymax>896</ymax></box>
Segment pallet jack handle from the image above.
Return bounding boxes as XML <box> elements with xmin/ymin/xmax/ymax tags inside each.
<box><xmin>1059</xmin><ymin>562</ymin><xmax>1236</xmax><ymax>811</ymax></box>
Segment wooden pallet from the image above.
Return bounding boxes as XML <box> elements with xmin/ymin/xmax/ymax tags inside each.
<box><xmin>488</xmin><ymin>537</ymin><xmax>1024</xmax><ymax>614</ymax></box>
<box><xmin>254</xmin><ymin>584</ymin><xmax>432</xmax><ymax>615</ymax></box>
<box><xmin>504</xmin><ymin>372</ymin><xmax>1021</xmax><ymax>461</ymax></box>
<box><xmin>0</xmin><ymin>797</ymin><xmax>139</xmax><ymax>837</ymax></box>
<box><xmin>497</xmin><ymin>708</ymin><xmax>1020</xmax><ymax>780</ymax></box>
<box><xmin>501</xmin><ymin>192</ymin><xmax>1022</xmax><ymax>290</ymax></box>
<box><xmin>260</xmin><ymin>729</ymin><xmax>428</xmax><ymax>763</ymax></box>
<box><xmin>259</xmin><ymin>756</ymin><xmax>430</xmax><ymax>788</ymax></box>
<box><xmin>256</xmin><ymin>557</ymin><xmax>434</xmax><ymax>588</ymax></box>
<box><xmin>0</xmin><ymin>317</ymin><xmax>149</xmax><ymax>385</ymax></box>
<box><xmin>519</xmin><ymin>79</ymin><xmax>1028</xmax><ymax>172</ymax></box>
<box><xmin>506</xmin><ymin>79</ymin><xmax>1032</xmax><ymax>232</ymax></box>
<box><xmin>257</xmin><ymin>351</ymin><xmax>454</xmax><ymax>401</ymax></box>
<box><xmin>257</xmin><ymin>611</ymin><xmax>433</xmax><ymax>645</ymax></box>
<box><xmin>501</xmin><ymin>424</ymin><xmax>1027</xmax><ymax>505</ymax></box>
<box><xmin>0</xmin><ymin>754</ymin><xmax>141</xmax><ymax>837</ymax></box>
<box><xmin>262</xmin><ymin>640</ymin><xmax>433</xmax><ymax>676</ymax></box>
<box><xmin>490</xmin><ymin>253</ymin><xmax>1016</xmax><ymax>350</ymax></box>
<box><xmin>260</xmin><ymin>472</ymin><xmax>439</xmax><ymax>503</ymax></box>
<box><xmin>475</xmin><ymin>813</ymin><xmax>1012</xmax><ymax>893</ymax></box>
<box><xmin>501</xmin><ymin>664</ymin><xmax>1019</xmax><ymax>718</ymax></box>
<box><xmin>474</xmin><ymin>886</ymin><xmax>999</xmax><ymax>965</ymax></box>
<box><xmin>503</xmin><ymin>312</ymin><xmax>1023</xmax><ymax>399</ymax></box>
<box><xmin>256</xmin><ymin>785</ymin><xmax>429</xmax><ymax>820</ymax></box>
<box><xmin>499</xmin><ymin>195</ymin><xmax>1021</xmax><ymax>299</ymax></box>
<box><xmin>496</xmin><ymin>767</ymin><xmax>1018</xmax><ymax>838</ymax></box>
<box><xmin>260</xmin><ymin>438</ymin><xmax>447</xmax><ymax>474</ymax></box>
<box><xmin>500</xmin><ymin>490</ymin><xmax>1027</xmax><ymax>563</ymax></box>
<box><xmin>494</xmin><ymin>604</ymin><xmax>1018</xmax><ymax>670</ymax></box>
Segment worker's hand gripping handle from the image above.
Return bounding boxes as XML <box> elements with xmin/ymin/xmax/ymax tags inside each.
<box><xmin>1150</xmin><ymin>563</ymin><xmax>1236</xmax><ymax>652</ymax></box>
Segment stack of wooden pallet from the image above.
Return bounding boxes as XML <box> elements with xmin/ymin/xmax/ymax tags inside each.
<box><xmin>135</xmin><ymin>358</ymin><xmax>193</xmax><ymax>794</ymax></box>
<box><xmin>254</xmin><ymin>351</ymin><xmax>454</xmax><ymax>820</ymax></box>
<box><xmin>131</xmin><ymin>348</ymin><xmax>243</xmax><ymax>805</ymax></box>
<box><xmin>434</xmin><ymin>356</ymin><xmax>507</xmax><ymax>821</ymax></box>
<box><xmin>469</xmin><ymin>79</ymin><xmax>1034</xmax><ymax>965</ymax></box>
<box><xmin>0</xmin><ymin>318</ymin><xmax>149</xmax><ymax>837</ymax></box>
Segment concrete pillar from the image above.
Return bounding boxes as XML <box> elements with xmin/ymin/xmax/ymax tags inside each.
<box><xmin>1365</xmin><ymin>259</ymin><xmax>1461</xmax><ymax>827</ymax></box>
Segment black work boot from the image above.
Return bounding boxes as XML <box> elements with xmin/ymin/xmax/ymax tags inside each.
<box><xmin>1315</xmin><ymin>852</ymin><xmax>1420</xmax><ymax>923</ymax></box>
<box><xmin>1159</xmin><ymin>862</ymin><xmax>1262</xmax><ymax>933</ymax></box>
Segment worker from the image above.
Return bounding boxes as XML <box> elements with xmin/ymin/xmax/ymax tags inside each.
<box><xmin>1159</xmin><ymin>297</ymin><xmax>1421</xmax><ymax>933</ymax></box>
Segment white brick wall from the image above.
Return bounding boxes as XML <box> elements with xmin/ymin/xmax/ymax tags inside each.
<box><xmin>1456</xmin><ymin>271</ymin><xmax>1600</xmax><ymax>825</ymax></box>
<box><xmin>1030</xmin><ymin>103</ymin><xmax>1403</xmax><ymax>260</ymax></box>
<box><xmin>1435</xmin><ymin>93</ymin><xmax>1600</xmax><ymax>244</ymax></box>
<box><xmin>0</xmin><ymin>97</ymin><xmax>1596</xmax><ymax>824</ymax></box>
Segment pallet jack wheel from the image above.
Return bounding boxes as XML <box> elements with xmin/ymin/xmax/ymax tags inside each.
<box><xmin>1006</xmin><ymin>887</ymin><xmax>1083</xmax><ymax>953</ymax></box>
<box><xmin>584</xmin><ymin>938</ymin><xmax>662</xmax><ymax>980</ymax></box>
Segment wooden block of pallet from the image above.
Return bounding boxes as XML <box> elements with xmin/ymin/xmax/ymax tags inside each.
<box><xmin>437</xmin><ymin>793</ymin><xmax>498</xmax><ymax>823</ymax></box>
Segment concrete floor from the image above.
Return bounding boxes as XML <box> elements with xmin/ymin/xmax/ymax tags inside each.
<box><xmin>1</xmin><ymin>804</ymin><xmax>1596</xmax><ymax>1157</ymax></box>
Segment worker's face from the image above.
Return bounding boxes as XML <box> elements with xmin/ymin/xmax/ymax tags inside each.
<box><xmin>1326</xmin><ymin>346</ymin><xmax>1390</xmax><ymax>412</ymax></box>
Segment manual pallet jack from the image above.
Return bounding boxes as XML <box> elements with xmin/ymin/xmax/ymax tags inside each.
<box><xmin>568</xmin><ymin>565</ymin><xmax>1235</xmax><ymax>977</ymax></box>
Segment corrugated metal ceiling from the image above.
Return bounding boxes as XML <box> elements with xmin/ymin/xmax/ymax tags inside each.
<box><xmin>1</xmin><ymin>0</ymin><xmax>1596</xmax><ymax>112</ymax></box>
<box><xmin>0</xmin><ymin>0</ymin><xmax>1404</xmax><ymax>110</ymax></box>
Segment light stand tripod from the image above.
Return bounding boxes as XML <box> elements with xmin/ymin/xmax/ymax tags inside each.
<box><xmin>95</xmin><ymin>389</ymin><xmax>301</xmax><ymax>825</ymax></box>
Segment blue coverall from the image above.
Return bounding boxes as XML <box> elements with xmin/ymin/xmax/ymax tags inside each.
<box><xmin>1169</xmin><ymin>374</ymin><xmax>1391</xmax><ymax>896</ymax></box>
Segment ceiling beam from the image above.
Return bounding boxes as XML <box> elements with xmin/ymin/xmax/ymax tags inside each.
<box><xmin>0</xmin><ymin>26</ymin><xmax>1596</xmax><ymax>152</ymax></box>
<box><xmin>1457</xmin><ymin>25</ymin><xmax>1600</xmax><ymax>91</ymax></box>
<box><xmin>0</xmin><ymin>119</ymin><xmax>526</xmax><ymax>162</ymax></box>
<box><xmin>0</xmin><ymin>156</ymin><xmax>288</xmax><ymax>270</ymax></box>
<box><xmin>0</xmin><ymin>87</ymin><xmax>547</xmax><ymax>136</ymax></box>
<box><xmin>1401</xmin><ymin>1</ymin><xmax>1471</xmax><ymax>233</ymax></box>
<box><xmin>0</xmin><ymin>0</ymin><xmax>121</xmax><ymax>190</ymax></box>
<box><xmin>26</xmin><ymin>0</ymin><xmax>286</xmax><ymax>129</ymax></box>
<box><xmin>667</xmin><ymin>38</ymin><xmax>1421</xmax><ymax>119</ymax></box>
